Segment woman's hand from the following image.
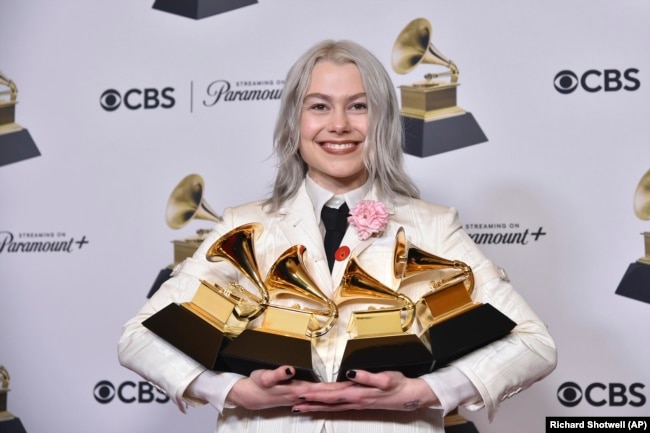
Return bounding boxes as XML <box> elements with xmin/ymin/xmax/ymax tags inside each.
<box><xmin>291</xmin><ymin>369</ymin><xmax>439</xmax><ymax>413</ymax></box>
<box><xmin>225</xmin><ymin>365</ymin><xmax>354</xmax><ymax>410</ymax></box>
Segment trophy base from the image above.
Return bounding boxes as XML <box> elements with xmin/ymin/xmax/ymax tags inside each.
<box><xmin>428</xmin><ymin>303</ymin><xmax>515</xmax><ymax>369</ymax></box>
<box><xmin>142</xmin><ymin>303</ymin><xmax>230</xmax><ymax>370</ymax></box>
<box><xmin>336</xmin><ymin>334</ymin><xmax>434</xmax><ymax>382</ymax></box>
<box><xmin>220</xmin><ymin>330</ymin><xmax>321</xmax><ymax>382</ymax></box>
<box><xmin>0</xmin><ymin>417</ymin><xmax>27</xmax><ymax>433</ymax></box>
<box><xmin>615</xmin><ymin>261</ymin><xmax>650</xmax><ymax>303</ymax></box>
<box><xmin>401</xmin><ymin>113</ymin><xmax>487</xmax><ymax>158</ymax></box>
<box><xmin>152</xmin><ymin>0</ymin><xmax>257</xmax><ymax>19</ymax></box>
<box><xmin>0</xmin><ymin>128</ymin><xmax>40</xmax><ymax>166</ymax></box>
<box><xmin>147</xmin><ymin>266</ymin><xmax>173</xmax><ymax>298</ymax></box>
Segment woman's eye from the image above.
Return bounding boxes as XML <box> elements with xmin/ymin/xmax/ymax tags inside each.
<box><xmin>310</xmin><ymin>103</ymin><xmax>328</xmax><ymax>110</ymax></box>
<box><xmin>350</xmin><ymin>102</ymin><xmax>368</xmax><ymax>111</ymax></box>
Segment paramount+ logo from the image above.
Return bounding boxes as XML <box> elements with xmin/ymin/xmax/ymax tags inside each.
<box><xmin>557</xmin><ymin>381</ymin><xmax>646</xmax><ymax>408</ymax></box>
<box><xmin>94</xmin><ymin>380</ymin><xmax>170</xmax><ymax>404</ymax></box>
<box><xmin>554</xmin><ymin>68</ymin><xmax>640</xmax><ymax>94</ymax></box>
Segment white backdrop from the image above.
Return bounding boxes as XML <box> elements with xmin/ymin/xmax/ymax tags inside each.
<box><xmin>1</xmin><ymin>1</ymin><xmax>649</xmax><ymax>432</ymax></box>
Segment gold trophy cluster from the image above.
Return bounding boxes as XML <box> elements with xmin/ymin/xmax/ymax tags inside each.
<box><xmin>144</xmin><ymin>175</ymin><xmax>515</xmax><ymax>382</ymax></box>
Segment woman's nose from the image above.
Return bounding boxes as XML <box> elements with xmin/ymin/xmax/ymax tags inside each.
<box><xmin>329</xmin><ymin>109</ymin><xmax>350</xmax><ymax>133</ymax></box>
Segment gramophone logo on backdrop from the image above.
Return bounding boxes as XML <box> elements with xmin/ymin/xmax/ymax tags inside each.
<box><xmin>152</xmin><ymin>0</ymin><xmax>257</xmax><ymax>19</ymax></box>
<box><xmin>0</xmin><ymin>70</ymin><xmax>40</xmax><ymax>167</ymax></box>
<box><xmin>616</xmin><ymin>168</ymin><xmax>650</xmax><ymax>304</ymax></box>
<box><xmin>147</xmin><ymin>174</ymin><xmax>221</xmax><ymax>298</ymax></box>
<box><xmin>391</xmin><ymin>18</ymin><xmax>487</xmax><ymax>158</ymax></box>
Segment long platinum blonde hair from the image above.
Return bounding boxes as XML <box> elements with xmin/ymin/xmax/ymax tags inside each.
<box><xmin>264</xmin><ymin>40</ymin><xmax>419</xmax><ymax>211</ymax></box>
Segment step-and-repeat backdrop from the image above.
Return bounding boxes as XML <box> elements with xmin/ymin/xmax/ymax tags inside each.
<box><xmin>1</xmin><ymin>1</ymin><xmax>648</xmax><ymax>432</ymax></box>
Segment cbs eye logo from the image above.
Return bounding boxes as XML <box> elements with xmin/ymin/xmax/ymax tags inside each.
<box><xmin>94</xmin><ymin>380</ymin><xmax>169</xmax><ymax>404</ymax></box>
<box><xmin>100</xmin><ymin>87</ymin><xmax>175</xmax><ymax>111</ymax></box>
<box><xmin>557</xmin><ymin>381</ymin><xmax>646</xmax><ymax>407</ymax></box>
<box><xmin>554</xmin><ymin>68</ymin><xmax>640</xmax><ymax>94</ymax></box>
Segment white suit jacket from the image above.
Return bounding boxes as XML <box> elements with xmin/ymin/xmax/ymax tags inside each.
<box><xmin>119</xmin><ymin>181</ymin><xmax>556</xmax><ymax>433</ymax></box>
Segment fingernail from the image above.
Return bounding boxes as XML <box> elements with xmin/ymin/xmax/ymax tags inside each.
<box><xmin>347</xmin><ymin>370</ymin><xmax>356</xmax><ymax>379</ymax></box>
<box><xmin>292</xmin><ymin>409</ymin><xmax>300</xmax><ymax>414</ymax></box>
<box><xmin>298</xmin><ymin>396</ymin><xmax>306</xmax><ymax>400</ymax></box>
<box><xmin>285</xmin><ymin>368</ymin><xmax>292</xmax><ymax>376</ymax></box>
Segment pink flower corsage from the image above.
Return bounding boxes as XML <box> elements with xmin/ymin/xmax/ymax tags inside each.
<box><xmin>347</xmin><ymin>200</ymin><xmax>390</xmax><ymax>240</ymax></box>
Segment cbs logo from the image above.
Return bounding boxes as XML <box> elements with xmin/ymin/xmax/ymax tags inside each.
<box><xmin>100</xmin><ymin>87</ymin><xmax>175</xmax><ymax>111</ymax></box>
<box><xmin>94</xmin><ymin>380</ymin><xmax>170</xmax><ymax>404</ymax></box>
<box><xmin>557</xmin><ymin>381</ymin><xmax>646</xmax><ymax>407</ymax></box>
<box><xmin>554</xmin><ymin>68</ymin><xmax>640</xmax><ymax>94</ymax></box>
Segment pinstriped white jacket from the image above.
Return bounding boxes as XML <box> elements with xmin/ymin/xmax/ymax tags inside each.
<box><xmin>118</xmin><ymin>181</ymin><xmax>556</xmax><ymax>433</ymax></box>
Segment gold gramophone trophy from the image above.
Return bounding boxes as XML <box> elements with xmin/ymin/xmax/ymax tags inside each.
<box><xmin>616</xmin><ymin>168</ymin><xmax>650</xmax><ymax>303</ymax></box>
<box><xmin>394</xmin><ymin>228</ymin><xmax>515</xmax><ymax>369</ymax></box>
<box><xmin>0</xmin><ymin>366</ymin><xmax>27</xmax><ymax>432</ymax></box>
<box><xmin>219</xmin><ymin>244</ymin><xmax>338</xmax><ymax>382</ymax></box>
<box><xmin>391</xmin><ymin>18</ymin><xmax>487</xmax><ymax>158</ymax></box>
<box><xmin>148</xmin><ymin>174</ymin><xmax>222</xmax><ymax>298</ymax></box>
<box><xmin>143</xmin><ymin>223</ymin><xmax>266</xmax><ymax>371</ymax></box>
<box><xmin>0</xmin><ymin>70</ymin><xmax>40</xmax><ymax>166</ymax></box>
<box><xmin>334</xmin><ymin>254</ymin><xmax>434</xmax><ymax>382</ymax></box>
<box><xmin>152</xmin><ymin>0</ymin><xmax>257</xmax><ymax>20</ymax></box>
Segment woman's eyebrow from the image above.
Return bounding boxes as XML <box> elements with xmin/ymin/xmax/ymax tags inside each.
<box><xmin>303</xmin><ymin>92</ymin><xmax>367</xmax><ymax>102</ymax></box>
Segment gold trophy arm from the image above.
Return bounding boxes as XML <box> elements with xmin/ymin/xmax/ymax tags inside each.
<box><xmin>337</xmin><ymin>257</ymin><xmax>416</xmax><ymax>333</ymax></box>
<box><xmin>206</xmin><ymin>223</ymin><xmax>270</xmax><ymax>307</ymax></box>
<box><xmin>0</xmin><ymin>366</ymin><xmax>9</xmax><ymax>390</ymax></box>
<box><xmin>265</xmin><ymin>245</ymin><xmax>338</xmax><ymax>338</ymax></box>
<box><xmin>394</xmin><ymin>226</ymin><xmax>475</xmax><ymax>295</ymax></box>
<box><xmin>396</xmin><ymin>293</ymin><xmax>416</xmax><ymax>332</ymax></box>
<box><xmin>0</xmin><ymin>71</ymin><xmax>17</xmax><ymax>102</ymax></box>
<box><xmin>199</xmin><ymin>279</ymin><xmax>264</xmax><ymax>320</ymax></box>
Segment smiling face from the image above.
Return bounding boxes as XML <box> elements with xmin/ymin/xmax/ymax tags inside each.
<box><xmin>299</xmin><ymin>61</ymin><xmax>369</xmax><ymax>194</ymax></box>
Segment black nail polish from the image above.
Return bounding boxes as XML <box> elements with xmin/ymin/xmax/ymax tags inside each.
<box><xmin>292</xmin><ymin>409</ymin><xmax>300</xmax><ymax>414</ymax></box>
<box><xmin>285</xmin><ymin>368</ymin><xmax>292</xmax><ymax>376</ymax></box>
<box><xmin>298</xmin><ymin>396</ymin><xmax>306</xmax><ymax>400</ymax></box>
<box><xmin>347</xmin><ymin>370</ymin><xmax>356</xmax><ymax>379</ymax></box>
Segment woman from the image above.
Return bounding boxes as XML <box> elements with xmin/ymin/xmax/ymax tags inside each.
<box><xmin>118</xmin><ymin>40</ymin><xmax>556</xmax><ymax>433</ymax></box>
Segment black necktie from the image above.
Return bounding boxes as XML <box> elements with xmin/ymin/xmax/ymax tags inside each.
<box><xmin>321</xmin><ymin>202</ymin><xmax>349</xmax><ymax>271</ymax></box>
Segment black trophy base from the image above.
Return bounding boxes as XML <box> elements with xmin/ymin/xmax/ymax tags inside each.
<box><xmin>429</xmin><ymin>303</ymin><xmax>516</xmax><ymax>370</ymax></box>
<box><xmin>0</xmin><ymin>417</ymin><xmax>28</xmax><ymax>433</ymax></box>
<box><xmin>220</xmin><ymin>330</ymin><xmax>320</xmax><ymax>382</ymax></box>
<box><xmin>402</xmin><ymin>113</ymin><xmax>487</xmax><ymax>158</ymax></box>
<box><xmin>616</xmin><ymin>261</ymin><xmax>650</xmax><ymax>303</ymax></box>
<box><xmin>0</xmin><ymin>128</ymin><xmax>40</xmax><ymax>166</ymax></box>
<box><xmin>152</xmin><ymin>0</ymin><xmax>257</xmax><ymax>19</ymax></box>
<box><xmin>142</xmin><ymin>303</ymin><xmax>230</xmax><ymax>370</ymax></box>
<box><xmin>336</xmin><ymin>334</ymin><xmax>434</xmax><ymax>382</ymax></box>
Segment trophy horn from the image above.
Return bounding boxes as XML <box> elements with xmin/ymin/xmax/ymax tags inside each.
<box><xmin>336</xmin><ymin>257</ymin><xmax>415</xmax><ymax>332</ymax></box>
<box><xmin>206</xmin><ymin>223</ymin><xmax>269</xmax><ymax>316</ymax></box>
<box><xmin>394</xmin><ymin>227</ymin><xmax>474</xmax><ymax>294</ymax></box>
<box><xmin>265</xmin><ymin>245</ymin><xmax>338</xmax><ymax>338</ymax></box>
<box><xmin>391</xmin><ymin>17</ymin><xmax>459</xmax><ymax>82</ymax></box>
<box><xmin>166</xmin><ymin>174</ymin><xmax>222</xmax><ymax>229</ymax></box>
<box><xmin>633</xmin><ymin>169</ymin><xmax>650</xmax><ymax>221</ymax></box>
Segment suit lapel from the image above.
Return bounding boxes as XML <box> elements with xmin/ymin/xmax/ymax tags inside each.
<box><xmin>276</xmin><ymin>185</ymin><xmax>335</xmax><ymax>293</ymax></box>
<box><xmin>275</xmin><ymin>181</ymin><xmax>397</xmax><ymax>293</ymax></box>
